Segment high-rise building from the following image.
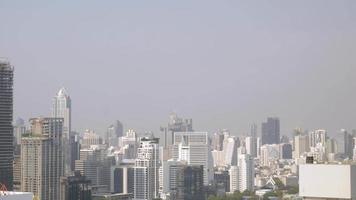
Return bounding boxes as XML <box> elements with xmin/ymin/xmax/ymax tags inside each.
<box><xmin>176</xmin><ymin>165</ymin><xmax>204</xmax><ymax>200</ymax></box>
<box><xmin>250</xmin><ymin>124</ymin><xmax>257</xmax><ymax>138</ymax></box>
<box><xmin>0</xmin><ymin>60</ymin><xmax>14</xmax><ymax>190</ymax></box>
<box><xmin>75</xmin><ymin>147</ymin><xmax>114</xmax><ymax>192</ymax></box>
<box><xmin>133</xmin><ymin>137</ymin><xmax>160</xmax><ymax>200</ymax></box>
<box><xmin>52</xmin><ymin>88</ymin><xmax>71</xmax><ymax>139</ymax></box>
<box><xmin>21</xmin><ymin>117</ymin><xmax>64</xmax><ymax>200</ymax></box>
<box><xmin>237</xmin><ymin>154</ymin><xmax>254</xmax><ymax>192</ymax></box>
<box><xmin>309</xmin><ymin>129</ymin><xmax>327</xmax><ymax>148</ymax></box>
<box><xmin>279</xmin><ymin>143</ymin><xmax>293</xmax><ymax>159</ymax></box>
<box><xmin>245</xmin><ymin>136</ymin><xmax>257</xmax><ymax>158</ymax></box>
<box><xmin>211</xmin><ymin>132</ymin><xmax>225</xmax><ymax>151</ymax></box>
<box><xmin>172</xmin><ymin>132</ymin><xmax>213</xmax><ymax>185</ymax></box>
<box><xmin>69</xmin><ymin>133</ymin><xmax>80</xmax><ymax>171</ymax></box>
<box><xmin>81</xmin><ymin>130</ymin><xmax>103</xmax><ymax>148</ymax></box>
<box><xmin>228</xmin><ymin>166</ymin><xmax>239</xmax><ymax>193</ymax></box>
<box><xmin>223</xmin><ymin>136</ymin><xmax>238</xmax><ymax>166</ymax></box>
<box><xmin>160</xmin><ymin>160</ymin><xmax>186</xmax><ymax>198</ymax></box>
<box><xmin>293</xmin><ymin>134</ymin><xmax>309</xmax><ymax>159</ymax></box>
<box><xmin>106</xmin><ymin>120</ymin><xmax>124</xmax><ymax>147</ymax></box>
<box><xmin>261</xmin><ymin>117</ymin><xmax>280</xmax><ymax>145</ymax></box>
<box><xmin>342</xmin><ymin>129</ymin><xmax>354</xmax><ymax>159</ymax></box>
<box><xmin>166</xmin><ymin>113</ymin><xmax>193</xmax><ymax>146</ymax></box>
<box><xmin>12</xmin><ymin>155</ymin><xmax>21</xmax><ymax>192</ymax></box>
<box><xmin>60</xmin><ymin>171</ymin><xmax>92</xmax><ymax>200</ymax></box>
<box><xmin>111</xmin><ymin>165</ymin><xmax>134</xmax><ymax>195</ymax></box>
<box><xmin>13</xmin><ymin>118</ymin><xmax>26</xmax><ymax>146</ymax></box>
<box><xmin>214</xmin><ymin>170</ymin><xmax>230</xmax><ymax>193</ymax></box>
<box><xmin>52</xmin><ymin>87</ymin><xmax>72</xmax><ymax>173</ymax></box>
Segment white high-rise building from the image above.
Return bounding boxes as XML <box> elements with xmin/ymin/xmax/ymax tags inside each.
<box><xmin>21</xmin><ymin>117</ymin><xmax>63</xmax><ymax>200</ymax></box>
<box><xmin>309</xmin><ymin>129</ymin><xmax>327</xmax><ymax>148</ymax></box>
<box><xmin>223</xmin><ymin>136</ymin><xmax>238</xmax><ymax>166</ymax></box>
<box><xmin>133</xmin><ymin>137</ymin><xmax>160</xmax><ymax>200</ymax></box>
<box><xmin>238</xmin><ymin>154</ymin><xmax>254</xmax><ymax>192</ymax></box>
<box><xmin>52</xmin><ymin>87</ymin><xmax>72</xmax><ymax>173</ymax></box>
<box><xmin>245</xmin><ymin>136</ymin><xmax>257</xmax><ymax>158</ymax></box>
<box><xmin>52</xmin><ymin>88</ymin><xmax>71</xmax><ymax>139</ymax></box>
<box><xmin>229</xmin><ymin>166</ymin><xmax>239</xmax><ymax>193</ymax></box>
<box><xmin>293</xmin><ymin>135</ymin><xmax>309</xmax><ymax>159</ymax></box>
<box><xmin>172</xmin><ymin>132</ymin><xmax>213</xmax><ymax>185</ymax></box>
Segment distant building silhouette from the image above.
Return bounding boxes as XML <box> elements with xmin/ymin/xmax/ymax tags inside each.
<box><xmin>261</xmin><ymin>117</ymin><xmax>280</xmax><ymax>145</ymax></box>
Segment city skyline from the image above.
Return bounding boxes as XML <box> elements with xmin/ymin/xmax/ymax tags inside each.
<box><xmin>0</xmin><ymin>1</ymin><xmax>355</xmax><ymax>135</ymax></box>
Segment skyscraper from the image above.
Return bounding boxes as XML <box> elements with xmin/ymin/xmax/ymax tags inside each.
<box><xmin>341</xmin><ymin>129</ymin><xmax>354</xmax><ymax>159</ymax></box>
<box><xmin>52</xmin><ymin>88</ymin><xmax>71</xmax><ymax>139</ymax></box>
<box><xmin>176</xmin><ymin>165</ymin><xmax>205</xmax><ymax>200</ymax></box>
<box><xmin>172</xmin><ymin>132</ymin><xmax>214</xmax><ymax>185</ymax></box>
<box><xmin>0</xmin><ymin>60</ymin><xmax>14</xmax><ymax>190</ymax></box>
<box><xmin>166</xmin><ymin>113</ymin><xmax>193</xmax><ymax>146</ymax></box>
<box><xmin>293</xmin><ymin>134</ymin><xmax>309</xmax><ymax>159</ymax></box>
<box><xmin>106</xmin><ymin>120</ymin><xmax>124</xmax><ymax>147</ymax></box>
<box><xmin>52</xmin><ymin>87</ymin><xmax>72</xmax><ymax>173</ymax></box>
<box><xmin>133</xmin><ymin>136</ymin><xmax>160</xmax><ymax>200</ymax></box>
<box><xmin>13</xmin><ymin>117</ymin><xmax>26</xmax><ymax>146</ymax></box>
<box><xmin>21</xmin><ymin>117</ymin><xmax>64</xmax><ymax>200</ymax></box>
<box><xmin>261</xmin><ymin>117</ymin><xmax>280</xmax><ymax>145</ymax></box>
<box><xmin>237</xmin><ymin>154</ymin><xmax>254</xmax><ymax>192</ymax></box>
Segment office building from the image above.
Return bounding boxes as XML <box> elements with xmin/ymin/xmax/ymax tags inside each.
<box><xmin>261</xmin><ymin>117</ymin><xmax>280</xmax><ymax>145</ymax></box>
<box><xmin>160</xmin><ymin>160</ymin><xmax>187</xmax><ymax>198</ymax></box>
<box><xmin>176</xmin><ymin>165</ymin><xmax>204</xmax><ymax>200</ymax></box>
<box><xmin>166</xmin><ymin>113</ymin><xmax>193</xmax><ymax>147</ymax></box>
<box><xmin>214</xmin><ymin>170</ymin><xmax>230</xmax><ymax>193</ymax></box>
<box><xmin>81</xmin><ymin>130</ymin><xmax>103</xmax><ymax>148</ymax></box>
<box><xmin>60</xmin><ymin>171</ymin><xmax>91</xmax><ymax>200</ymax></box>
<box><xmin>342</xmin><ymin>129</ymin><xmax>354</xmax><ymax>159</ymax></box>
<box><xmin>280</xmin><ymin>143</ymin><xmax>293</xmax><ymax>159</ymax></box>
<box><xmin>133</xmin><ymin>137</ymin><xmax>160</xmax><ymax>200</ymax></box>
<box><xmin>293</xmin><ymin>134</ymin><xmax>309</xmax><ymax>159</ymax></box>
<box><xmin>229</xmin><ymin>166</ymin><xmax>239</xmax><ymax>193</ymax></box>
<box><xmin>0</xmin><ymin>60</ymin><xmax>14</xmax><ymax>190</ymax></box>
<box><xmin>69</xmin><ymin>133</ymin><xmax>80</xmax><ymax>171</ymax></box>
<box><xmin>52</xmin><ymin>87</ymin><xmax>72</xmax><ymax>173</ymax></box>
<box><xmin>21</xmin><ymin>117</ymin><xmax>64</xmax><ymax>200</ymax></box>
<box><xmin>172</xmin><ymin>132</ymin><xmax>213</xmax><ymax>185</ymax></box>
<box><xmin>106</xmin><ymin>120</ymin><xmax>124</xmax><ymax>147</ymax></box>
<box><xmin>111</xmin><ymin>164</ymin><xmax>134</xmax><ymax>195</ymax></box>
<box><xmin>13</xmin><ymin>118</ymin><xmax>26</xmax><ymax>146</ymax></box>
<box><xmin>309</xmin><ymin>129</ymin><xmax>327</xmax><ymax>148</ymax></box>
<box><xmin>245</xmin><ymin>136</ymin><xmax>257</xmax><ymax>158</ymax></box>
<box><xmin>238</xmin><ymin>154</ymin><xmax>254</xmax><ymax>192</ymax></box>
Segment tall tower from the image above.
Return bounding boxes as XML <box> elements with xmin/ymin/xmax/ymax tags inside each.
<box><xmin>21</xmin><ymin>117</ymin><xmax>64</xmax><ymax>200</ymax></box>
<box><xmin>133</xmin><ymin>136</ymin><xmax>160</xmax><ymax>200</ymax></box>
<box><xmin>261</xmin><ymin>117</ymin><xmax>280</xmax><ymax>145</ymax></box>
<box><xmin>52</xmin><ymin>87</ymin><xmax>71</xmax><ymax>139</ymax></box>
<box><xmin>0</xmin><ymin>60</ymin><xmax>14</xmax><ymax>190</ymax></box>
<box><xmin>52</xmin><ymin>87</ymin><xmax>72</xmax><ymax>173</ymax></box>
<box><xmin>237</xmin><ymin>154</ymin><xmax>254</xmax><ymax>192</ymax></box>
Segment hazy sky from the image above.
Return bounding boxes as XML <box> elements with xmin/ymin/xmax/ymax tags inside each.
<box><xmin>1</xmin><ymin>1</ymin><xmax>355</xmax><ymax>136</ymax></box>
